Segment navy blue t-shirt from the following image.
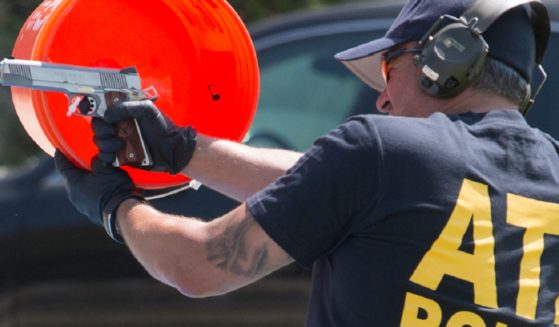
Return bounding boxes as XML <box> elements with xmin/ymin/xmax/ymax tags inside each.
<box><xmin>247</xmin><ymin>110</ymin><xmax>559</xmax><ymax>326</ymax></box>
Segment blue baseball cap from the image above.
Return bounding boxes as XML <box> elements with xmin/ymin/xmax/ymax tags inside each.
<box><xmin>335</xmin><ymin>0</ymin><xmax>545</xmax><ymax>92</ymax></box>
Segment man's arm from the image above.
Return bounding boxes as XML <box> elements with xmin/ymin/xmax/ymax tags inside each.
<box><xmin>184</xmin><ymin>135</ymin><xmax>303</xmax><ymax>202</ymax></box>
<box><xmin>93</xmin><ymin>101</ymin><xmax>303</xmax><ymax>202</ymax></box>
<box><xmin>116</xmin><ymin>198</ymin><xmax>294</xmax><ymax>297</ymax></box>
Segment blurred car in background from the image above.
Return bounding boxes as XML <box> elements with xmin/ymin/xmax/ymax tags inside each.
<box><xmin>1</xmin><ymin>0</ymin><xmax>558</xmax><ymax>325</ymax></box>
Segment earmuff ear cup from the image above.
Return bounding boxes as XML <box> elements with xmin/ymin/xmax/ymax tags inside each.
<box><xmin>415</xmin><ymin>22</ymin><xmax>489</xmax><ymax>98</ymax></box>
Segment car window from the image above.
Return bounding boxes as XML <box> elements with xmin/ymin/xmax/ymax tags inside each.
<box><xmin>247</xmin><ymin>25</ymin><xmax>559</xmax><ymax>151</ymax></box>
<box><xmin>246</xmin><ymin>30</ymin><xmax>385</xmax><ymax>151</ymax></box>
<box><xmin>526</xmin><ymin>29</ymin><xmax>559</xmax><ymax>138</ymax></box>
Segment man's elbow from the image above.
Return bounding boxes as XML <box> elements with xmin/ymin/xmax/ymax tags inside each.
<box><xmin>167</xmin><ymin>261</ymin><xmax>233</xmax><ymax>298</ymax></box>
<box><xmin>173</xmin><ymin>275</ymin><xmax>232</xmax><ymax>299</ymax></box>
<box><xmin>175</xmin><ymin>285</ymin><xmax>220</xmax><ymax>299</ymax></box>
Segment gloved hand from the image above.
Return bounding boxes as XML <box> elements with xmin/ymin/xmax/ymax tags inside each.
<box><xmin>54</xmin><ymin>150</ymin><xmax>143</xmax><ymax>243</ymax></box>
<box><xmin>92</xmin><ymin>100</ymin><xmax>197</xmax><ymax>174</ymax></box>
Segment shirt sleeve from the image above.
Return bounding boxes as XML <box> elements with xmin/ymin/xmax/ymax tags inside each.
<box><xmin>246</xmin><ymin>116</ymin><xmax>384</xmax><ymax>267</ymax></box>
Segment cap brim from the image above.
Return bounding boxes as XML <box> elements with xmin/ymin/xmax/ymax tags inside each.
<box><xmin>335</xmin><ymin>37</ymin><xmax>404</xmax><ymax>92</ymax></box>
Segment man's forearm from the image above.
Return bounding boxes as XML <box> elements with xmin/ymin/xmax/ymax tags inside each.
<box><xmin>183</xmin><ymin>134</ymin><xmax>303</xmax><ymax>202</ymax></box>
<box><xmin>116</xmin><ymin>199</ymin><xmax>293</xmax><ymax>298</ymax></box>
<box><xmin>115</xmin><ymin>199</ymin><xmax>211</xmax><ymax>294</ymax></box>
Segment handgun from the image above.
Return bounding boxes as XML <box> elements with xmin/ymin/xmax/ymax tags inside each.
<box><xmin>0</xmin><ymin>58</ymin><xmax>155</xmax><ymax>167</ymax></box>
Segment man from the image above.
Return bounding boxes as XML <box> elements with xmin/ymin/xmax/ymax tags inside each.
<box><xmin>55</xmin><ymin>0</ymin><xmax>557</xmax><ymax>325</ymax></box>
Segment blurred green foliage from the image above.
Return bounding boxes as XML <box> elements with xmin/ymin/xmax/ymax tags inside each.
<box><xmin>0</xmin><ymin>0</ymin><xmax>352</xmax><ymax>167</ymax></box>
<box><xmin>0</xmin><ymin>0</ymin><xmax>43</xmax><ymax>166</ymax></box>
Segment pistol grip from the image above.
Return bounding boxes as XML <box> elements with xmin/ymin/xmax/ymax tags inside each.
<box><xmin>113</xmin><ymin>119</ymin><xmax>152</xmax><ymax>167</ymax></box>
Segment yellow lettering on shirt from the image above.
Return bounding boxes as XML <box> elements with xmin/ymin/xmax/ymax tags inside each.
<box><xmin>447</xmin><ymin>311</ymin><xmax>486</xmax><ymax>327</ymax></box>
<box><xmin>410</xmin><ymin>179</ymin><xmax>497</xmax><ymax>308</ymax></box>
<box><xmin>400</xmin><ymin>292</ymin><xmax>442</xmax><ymax>327</ymax></box>
<box><xmin>507</xmin><ymin>193</ymin><xmax>559</xmax><ymax>321</ymax></box>
<box><xmin>400</xmin><ymin>292</ymin><xmax>509</xmax><ymax>327</ymax></box>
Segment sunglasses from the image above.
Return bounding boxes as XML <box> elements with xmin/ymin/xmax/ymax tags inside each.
<box><xmin>381</xmin><ymin>47</ymin><xmax>422</xmax><ymax>82</ymax></box>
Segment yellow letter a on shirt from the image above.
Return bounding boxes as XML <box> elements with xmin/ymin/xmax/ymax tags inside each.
<box><xmin>410</xmin><ymin>179</ymin><xmax>498</xmax><ymax>309</ymax></box>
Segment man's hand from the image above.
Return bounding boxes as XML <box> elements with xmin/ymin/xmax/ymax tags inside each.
<box><xmin>54</xmin><ymin>150</ymin><xmax>143</xmax><ymax>242</ymax></box>
<box><xmin>92</xmin><ymin>100</ymin><xmax>197</xmax><ymax>174</ymax></box>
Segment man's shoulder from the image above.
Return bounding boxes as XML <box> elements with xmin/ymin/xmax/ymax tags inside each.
<box><xmin>349</xmin><ymin>112</ymin><xmax>456</xmax><ymax>128</ymax></box>
<box><xmin>351</xmin><ymin>110</ymin><xmax>529</xmax><ymax>138</ymax></box>
<box><xmin>346</xmin><ymin>113</ymin><xmax>458</xmax><ymax>141</ymax></box>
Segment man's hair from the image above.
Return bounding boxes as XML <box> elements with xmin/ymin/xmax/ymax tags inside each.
<box><xmin>471</xmin><ymin>58</ymin><xmax>529</xmax><ymax>108</ymax></box>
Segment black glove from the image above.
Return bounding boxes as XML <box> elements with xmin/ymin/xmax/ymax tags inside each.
<box><xmin>54</xmin><ymin>150</ymin><xmax>143</xmax><ymax>243</ymax></box>
<box><xmin>92</xmin><ymin>100</ymin><xmax>197</xmax><ymax>174</ymax></box>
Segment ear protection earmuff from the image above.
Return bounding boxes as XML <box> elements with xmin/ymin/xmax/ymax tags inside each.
<box><xmin>413</xmin><ymin>0</ymin><xmax>549</xmax><ymax>114</ymax></box>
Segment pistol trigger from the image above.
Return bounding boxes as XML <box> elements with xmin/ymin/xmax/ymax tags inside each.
<box><xmin>78</xmin><ymin>96</ymin><xmax>95</xmax><ymax>115</ymax></box>
<box><xmin>67</xmin><ymin>95</ymin><xmax>84</xmax><ymax>117</ymax></box>
<box><xmin>68</xmin><ymin>95</ymin><xmax>97</xmax><ymax>116</ymax></box>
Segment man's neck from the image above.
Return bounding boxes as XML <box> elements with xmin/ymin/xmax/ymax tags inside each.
<box><xmin>441</xmin><ymin>89</ymin><xmax>518</xmax><ymax>115</ymax></box>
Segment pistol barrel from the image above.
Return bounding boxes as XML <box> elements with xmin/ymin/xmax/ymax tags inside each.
<box><xmin>0</xmin><ymin>58</ymin><xmax>142</xmax><ymax>94</ymax></box>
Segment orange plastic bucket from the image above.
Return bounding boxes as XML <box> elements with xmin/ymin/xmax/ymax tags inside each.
<box><xmin>12</xmin><ymin>0</ymin><xmax>259</xmax><ymax>189</ymax></box>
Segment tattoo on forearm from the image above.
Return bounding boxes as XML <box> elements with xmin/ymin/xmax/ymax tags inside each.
<box><xmin>206</xmin><ymin>218</ymin><xmax>269</xmax><ymax>277</ymax></box>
